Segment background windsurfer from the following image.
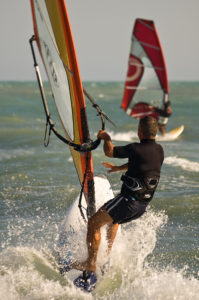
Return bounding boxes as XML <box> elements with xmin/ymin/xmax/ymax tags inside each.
<box><xmin>71</xmin><ymin>116</ymin><xmax>164</xmax><ymax>276</ymax></box>
<box><xmin>121</xmin><ymin>19</ymin><xmax>170</xmax><ymax>136</ymax></box>
<box><xmin>148</xmin><ymin>101</ymin><xmax>172</xmax><ymax>135</ymax></box>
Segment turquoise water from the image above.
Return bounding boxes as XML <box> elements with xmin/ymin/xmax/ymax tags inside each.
<box><xmin>1</xmin><ymin>81</ymin><xmax>199</xmax><ymax>299</ymax></box>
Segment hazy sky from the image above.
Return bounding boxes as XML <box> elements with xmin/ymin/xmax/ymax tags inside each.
<box><xmin>0</xmin><ymin>0</ymin><xmax>198</xmax><ymax>81</ymax></box>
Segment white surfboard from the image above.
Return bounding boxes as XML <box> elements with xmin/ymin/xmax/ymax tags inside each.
<box><xmin>57</xmin><ymin>175</ymin><xmax>115</xmax><ymax>280</ymax></box>
<box><xmin>157</xmin><ymin>125</ymin><xmax>184</xmax><ymax>141</ymax></box>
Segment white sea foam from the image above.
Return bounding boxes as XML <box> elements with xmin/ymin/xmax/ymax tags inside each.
<box><xmin>95</xmin><ymin>209</ymin><xmax>199</xmax><ymax>299</ymax></box>
<box><xmin>0</xmin><ymin>247</ymin><xmax>87</xmax><ymax>300</ymax></box>
<box><xmin>108</xmin><ymin>130</ymin><xmax>137</xmax><ymax>142</ymax></box>
<box><xmin>165</xmin><ymin>156</ymin><xmax>199</xmax><ymax>172</ymax></box>
<box><xmin>67</xmin><ymin>156</ymin><xmax>73</xmax><ymax>163</ymax></box>
<box><xmin>1</xmin><ymin>210</ymin><xmax>199</xmax><ymax>299</ymax></box>
<box><xmin>0</xmin><ymin>148</ymin><xmax>35</xmax><ymax>161</ymax></box>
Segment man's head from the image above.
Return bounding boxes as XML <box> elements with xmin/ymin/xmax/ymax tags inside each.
<box><xmin>138</xmin><ymin>116</ymin><xmax>158</xmax><ymax>139</ymax></box>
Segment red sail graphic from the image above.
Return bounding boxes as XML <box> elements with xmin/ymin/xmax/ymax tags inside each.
<box><xmin>122</xmin><ymin>18</ymin><xmax>169</xmax><ymax>117</ymax></box>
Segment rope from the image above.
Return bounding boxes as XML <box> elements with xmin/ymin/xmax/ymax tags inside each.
<box><xmin>29</xmin><ymin>36</ymin><xmax>104</xmax><ymax>153</ymax></box>
<box><xmin>29</xmin><ymin>3</ymin><xmax>116</xmax><ymax>222</ymax></box>
<box><xmin>78</xmin><ymin>153</ymin><xmax>90</xmax><ymax>223</ymax></box>
<box><xmin>44</xmin><ymin>115</ymin><xmax>55</xmax><ymax>147</ymax></box>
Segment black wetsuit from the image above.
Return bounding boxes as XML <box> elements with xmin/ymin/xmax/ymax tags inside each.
<box><xmin>104</xmin><ymin>139</ymin><xmax>164</xmax><ymax>224</ymax></box>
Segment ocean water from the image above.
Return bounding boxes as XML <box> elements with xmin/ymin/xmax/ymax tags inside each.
<box><xmin>1</xmin><ymin>81</ymin><xmax>199</xmax><ymax>299</ymax></box>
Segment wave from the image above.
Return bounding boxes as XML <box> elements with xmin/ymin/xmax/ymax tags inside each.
<box><xmin>164</xmin><ymin>156</ymin><xmax>199</xmax><ymax>172</ymax></box>
<box><xmin>108</xmin><ymin>130</ymin><xmax>137</xmax><ymax>142</ymax></box>
<box><xmin>1</xmin><ymin>210</ymin><xmax>199</xmax><ymax>299</ymax></box>
<box><xmin>0</xmin><ymin>148</ymin><xmax>35</xmax><ymax>161</ymax></box>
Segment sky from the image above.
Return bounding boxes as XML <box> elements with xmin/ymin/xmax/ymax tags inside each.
<box><xmin>0</xmin><ymin>0</ymin><xmax>199</xmax><ymax>82</ymax></box>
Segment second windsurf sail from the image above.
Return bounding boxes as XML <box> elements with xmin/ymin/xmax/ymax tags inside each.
<box><xmin>121</xmin><ymin>18</ymin><xmax>169</xmax><ymax>119</ymax></box>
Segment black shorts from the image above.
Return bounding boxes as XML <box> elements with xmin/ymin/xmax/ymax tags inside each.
<box><xmin>104</xmin><ymin>194</ymin><xmax>147</xmax><ymax>224</ymax></box>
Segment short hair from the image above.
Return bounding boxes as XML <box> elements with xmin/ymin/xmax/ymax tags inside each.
<box><xmin>139</xmin><ymin>116</ymin><xmax>158</xmax><ymax>138</ymax></box>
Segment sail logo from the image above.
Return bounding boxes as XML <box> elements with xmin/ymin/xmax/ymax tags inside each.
<box><xmin>126</xmin><ymin>55</ymin><xmax>143</xmax><ymax>82</ymax></box>
<box><xmin>42</xmin><ymin>41</ymin><xmax>59</xmax><ymax>88</ymax></box>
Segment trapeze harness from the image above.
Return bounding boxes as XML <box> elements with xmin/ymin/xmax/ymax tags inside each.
<box><xmin>120</xmin><ymin>174</ymin><xmax>159</xmax><ymax>203</ymax></box>
<box><xmin>114</xmin><ymin>139</ymin><xmax>164</xmax><ymax>203</ymax></box>
<box><xmin>156</xmin><ymin>106</ymin><xmax>172</xmax><ymax>126</ymax></box>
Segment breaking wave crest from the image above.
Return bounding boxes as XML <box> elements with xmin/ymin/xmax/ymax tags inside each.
<box><xmin>165</xmin><ymin>156</ymin><xmax>199</xmax><ymax>172</ymax></box>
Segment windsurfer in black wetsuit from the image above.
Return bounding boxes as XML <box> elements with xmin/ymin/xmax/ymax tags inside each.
<box><xmin>149</xmin><ymin>101</ymin><xmax>172</xmax><ymax>136</ymax></box>
<box><xmin>71</xmin><ymin>116</ymin><xmax>164</xmax><ymax>276</ymax></box>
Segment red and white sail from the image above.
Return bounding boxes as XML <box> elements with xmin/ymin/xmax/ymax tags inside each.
<box><xmin>121</xmin><ymin>18</ymin><xmax>169</xmax><ymax>119</ymax></box>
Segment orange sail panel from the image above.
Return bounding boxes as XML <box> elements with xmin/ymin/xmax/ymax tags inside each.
<box><xmin>30</xmin><ymin>0</ymin><xmax>95</xmax><ymax>207</ymax></box>
<box><xmin>122</xmin><ymin>18</ymin><xmax>169</xmax><ymax>118</ymax></box>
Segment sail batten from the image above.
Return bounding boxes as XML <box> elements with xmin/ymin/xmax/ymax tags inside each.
<box><xmin>139</xmin><ymin>41</ymin><xmax>160</xmax><ymax>50</ymax></box>
<box><xmin>127</xmin><ymin>63</ymin><xmax>164</xmax><ymax>71</ymax></box>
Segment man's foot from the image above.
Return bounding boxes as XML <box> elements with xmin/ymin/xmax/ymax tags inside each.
<box><xmin>71</xmin><ymin>260</ymin><xmax>96</xmax><ymax>272</ymax></box>
<box><xmin>74</xmin><ymin>270</ymin><xmax>97</xmax><ymax>292</ymax></box>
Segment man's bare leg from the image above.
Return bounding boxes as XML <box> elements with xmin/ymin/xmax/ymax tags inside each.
<box><xmin>106</xmin><ymin>223</ymin><xmax>119</xmax><ymax>256</ymax></box>
<box><xmin>71</xmin><ymin>206</ymin><xmax>114</xmax><ymax>272</ymax></box>
<box><xmin>159</xmin><ymin>125</ymin><xmax>166</xmax><ymax>136</ymax></box>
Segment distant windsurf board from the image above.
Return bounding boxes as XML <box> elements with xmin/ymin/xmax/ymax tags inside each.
<box><xmin>157</xmin><ymin>125</ymin><xmax>184</xmax><ymax>141</ymax></box>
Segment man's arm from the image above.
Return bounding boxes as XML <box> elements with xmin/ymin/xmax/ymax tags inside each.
<box><xmin>97</xmin><ymin>130</ymin><xmax>114</xmax><ymax>157</ymax></box>
<box><xmin>148</xmin><ymin>105</ymin><xmax>172</xmax><ymax>117</ymax></box>
<box><xmin>102</xmin><ymin>162</ymin><xmax>128</xmax><ymax>173</ymax></box>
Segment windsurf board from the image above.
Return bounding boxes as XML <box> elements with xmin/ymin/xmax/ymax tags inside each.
<box><xmin>157</xmin><ymin>125</ymin><xmax>184</xmax><ymax>141</ymax></box>
<box><xmin>57</xmin><ymin>175</ymin><xmax>116</xmax><ymax>291</ymax></box>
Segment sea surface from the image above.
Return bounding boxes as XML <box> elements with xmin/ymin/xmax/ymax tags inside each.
<box><xmin>1</xmin><ymin>81</ymin><xmax>199</xmax><ymax>299</ymax></box>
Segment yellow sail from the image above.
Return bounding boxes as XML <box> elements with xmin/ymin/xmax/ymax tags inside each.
<box><xmin>30</xmin><ymin>0</ymin><xmax>95</xmax><ymax>210</ymax></box>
